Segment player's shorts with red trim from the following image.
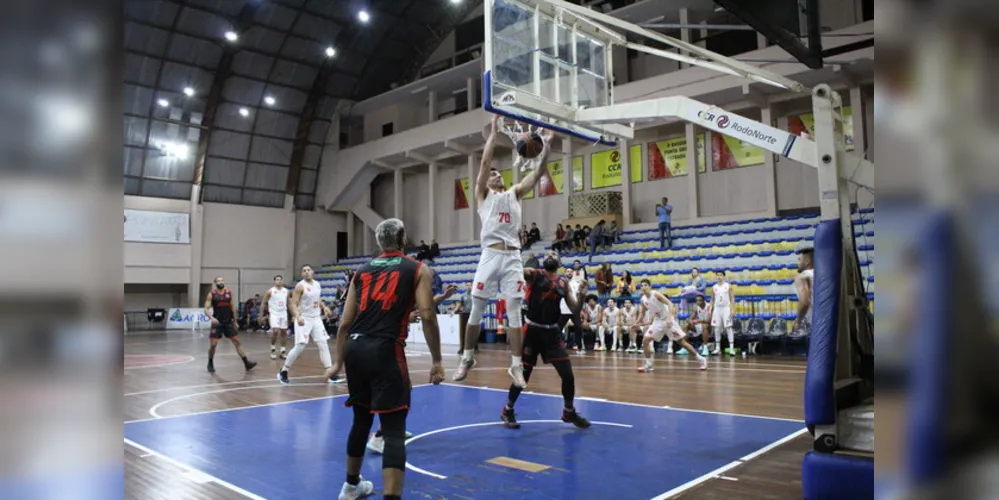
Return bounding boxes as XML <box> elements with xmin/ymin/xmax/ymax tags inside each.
<box><xmin>344</xmin><ymin>334</ymin><xmax>411</xmax><ymax>413</ymax></box>
<box><xmin>644</xmin><ymin>320</ymin><xmax>686</xmax><ymax>342</ymax></box>
<box><xmin>209</xmin><ymin>322</ymin><xmax>238</xmax><ymax>339</ymax></box>
<box><xmin>521</xmin><ymin>324</ymin><xmax>569</xmax><ymax>366</ymax></box>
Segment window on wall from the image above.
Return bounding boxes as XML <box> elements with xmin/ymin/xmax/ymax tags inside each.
<box><xmin>382</xmin><ymin>123</ymin><xmax>394</xmax><ymax>137</ymax></box>
<box><xmin>862</xmin><ymin>0</ymin><xmax>873</xmax><ymax>21</ymax></box>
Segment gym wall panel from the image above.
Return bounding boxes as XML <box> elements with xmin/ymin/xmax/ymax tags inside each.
<box><xmin>201</xmin><ymin>202</ymin><xmax>294</xmax><ymax>273</ymax></box>
<box><xmin>295</xmin><ymin>209</ymin><xmax>346</xmax><ymax>270</ymax></box>
<box><xmin>697</xmin><ymin>162</ymin><xmax>769</xmax><ymax>217</ymax></box>
<box><xmin>401</xmin><ymin>170</ymin><xmax>431</xmax><ymax>244</ymax></box>
<box><xmin>124</xmin><ymin>195</ymin><xmax>193</xmax><ymax>285</ymax></box>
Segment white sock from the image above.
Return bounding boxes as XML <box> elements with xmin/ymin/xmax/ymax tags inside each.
<box><xmin>270</xmin><ymin>343</ymin><xmax>276</xmax><ymax>350</ymax></box>
<box><xmin>462</xmin><ymin>350</ymin><xmax>475</xmax><ymax>362</ymax></box>
<box><xmin>645</xmin><ymin>355</ymin><xmax>653</xmax><ymax>365</ymax></box>
<box><xmin>317</xmin><ymin>340</ymin><xmax>332</xmax><ymax>369</ymax></box>
<box><xmin>726</xmin><ymin>327</ymin><xmax>734</xmax><ymax>346</ymax></box>
<box><xmin>283</xmin><ymin>343</ymin><xmax>307</xmax><ymax>370</ymax></box>
<box><xmin>512</xmin><ymin>355</ymin><xmax>522</xmax><ymax>368</ymax></box>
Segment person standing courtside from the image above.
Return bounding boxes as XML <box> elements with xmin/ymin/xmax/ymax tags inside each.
<box><xmin>204</xmin><ymin>276</ymin><xmax>257</xmax><ymax>374</ymax></box>
<box><xmin>278</xmin><ymin>264</ymin><xmax>340</xmax><ymax>385</ymax></box>
<box><xmin>328</xmin><ymin>218</ymin><xmax>445</xmax><ymax>500</ymax></box>
<box><xmin>261</xmin><ymin>275</ymin><xmax>289</xmax><ymax>360</ymax></box>
<box><xmin>453</xmin><ymin>114</ymin><xmax>554</xmax><ymax>387</ymax></box>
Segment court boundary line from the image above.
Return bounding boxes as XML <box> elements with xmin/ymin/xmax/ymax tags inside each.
<box><xmin>147</xmin><ymin>382</ymin><xmax>344</xmax><ymax>419</ymax></box>
<box><xmin>440</xmin><ymin>383</ymin><xmax>804</xmax><ymax>423</ymax></box>
<box><xmin>649</xmin><ymin>427</ymin><xmax>810</xmax><ymax>499</ymax></box>
<box><xmin>124</xmin><ymin>437</ymin><xmax>266</xmax><ymax>500</ymax></box>
<box><xmin>124</xmin><ymin>355</ymin><xmax>195</xmax><ymax>370</ymax></box>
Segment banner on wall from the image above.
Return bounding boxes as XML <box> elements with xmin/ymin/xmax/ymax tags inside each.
<box><xmin>712</xmin><ymin>134</ymin><xmax>766</xmax><ymax>171</ymax></box>
<box><xmin>647</xmin><ymin>134</ymin><xmax>706</xmax><ymax>179</ymax></box>
<box><xmin>589</xmin><ymin>145</ymin><xmax>642</xmax><ymax>189</ymax></box>
<box><xmin>124</xmin><ymin>209</ymin><xmax>190</xmax><ymax>244</ymax></box>
<box><xmin>787</xmin><ymin>106</ymin><xmax>855</xmax><ymax>151</ymax></box>
<box><xmin>166</xmin><ymin>308</ymin><xmax>214</xmax><ymax>330</ymax></box>
<box><xmin>454</xmin><ymin>178</ymin><xmax>471</xmax><ymax>209</ymax></box>
<box><xmin>537</xmin><ymin>156</ymin><xmax>584</xmax><ymax>196</ymax></box>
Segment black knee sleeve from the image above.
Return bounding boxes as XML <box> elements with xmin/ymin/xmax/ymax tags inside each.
<box><xmin>379</xmin><ymin>410</ymin><xmax>408</xmax><ymax>470</ymax></box>
<box><xmin>347</xmin><ymin>406</ymin><xmax>375</xmax><ymax>458</ymax></box>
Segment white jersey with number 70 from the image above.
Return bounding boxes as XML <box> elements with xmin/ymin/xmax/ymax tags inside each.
<box><xmin>478</xmin><ymin>189</ymin><xmax>521</xmax><ymax>248</ymax></box>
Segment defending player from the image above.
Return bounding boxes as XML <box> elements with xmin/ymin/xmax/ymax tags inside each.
<box><xmin>453</xmin><ymin>114</ymin><xmax>554</xmax><ymax>387</ymax></box>
<box><xmin>708</xmin><ymin>270</ymin><xmax>737</xmax><ymax>356</ymax></box>
<box><xmin>261</xmin><ymin>275</ymin><xmax>289</xmax><ymax>359</ymax></box>
<box><xmin>329</xmin><ymin>218</ymin><xmax>446</xmax><ymax>500</ymax></box>
<box><xmin>278</xmin><ymin>264</ymin><xmax>339</xmax><ymax>385</ymax></box>
<box><xmin>501</xmin><ymin>253</ymin><xmax>590</xmax><ymax>429</ymax></box>
<box><xmin>204</xmin><ymin>276</ymin><xmax>257</xmax><ymax>374</ymax></box>
<box><xmin>637</xmin><ymin>280</ymin><xmax>707</xmax><ymax>372</ymax></box>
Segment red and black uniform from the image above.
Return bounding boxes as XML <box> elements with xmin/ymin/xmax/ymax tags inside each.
<box><xmin>522</xmin><ymin>271</ymin><xmax>571</xmax><ymax>366</ymax></box>
<box><xmin>209</xmin><ymin>288</ymin><xmax>238</xmax><ymax>339</ymax></box>
<box><xmin>344</xmin><ymin>251</ymin><xmax>421</xmax><ymax>414</ymax></box>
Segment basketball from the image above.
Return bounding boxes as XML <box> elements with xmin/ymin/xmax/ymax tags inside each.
<box><xmin>515</xmin><ymin>132</ymin><xmax>544</xmax><ymax>159</ymax></box>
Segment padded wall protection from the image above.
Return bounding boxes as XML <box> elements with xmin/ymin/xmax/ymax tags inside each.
<box><xmin>803</xmin><ymin>219</ymin><xmax>843</xmax><ymax>427</ymax></box>
<box><xmin>802</xmin><ymin>451</ymin><xmax>874</xmax><ymax>499</ymax></box>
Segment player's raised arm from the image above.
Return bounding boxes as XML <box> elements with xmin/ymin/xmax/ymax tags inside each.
<box><xmin>477</xmin><ymin>115</ymin><xmax>501</xmax><ymax>201</ymax></box>
<box><xmin>415</xmin><ymin>265</ymin><xmax>445</xmax><ymax>384</ymax></box>
<box><xmin>514</xmin><ymin>129</ymin><xmax>555</xmax><ymax>199</ymax></box>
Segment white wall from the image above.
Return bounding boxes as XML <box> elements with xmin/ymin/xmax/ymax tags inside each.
<box><xmin>295</xmin><ymin>209</ymin><xmax>346</xmax><ymax>270</ymax></box>
<box><xmin>124</xmin><ymin>284</ymin><xmax>188</xmax><ymax>310</ymax></box>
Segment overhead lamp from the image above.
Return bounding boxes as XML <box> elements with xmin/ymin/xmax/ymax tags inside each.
<box><xmin>224</xmin><ymin>31</ymin><xmax>238</xmax><ymax>42</ymax></box>
<box><xmin>263</xmin><ymin>96</ymin><xmax>276</xmax><ymax>106</ymax></box>
<box><xmin>358</xmin><ymin>10</ymin><xmax>370</xmax><ymax>23</ymax></box>
<box><xmin>156</xmin><ymin>98</ymin><xmax>169</xmax><ymax>108</ymax></box>
<box><xmin>183</xmin><ymin>87</ymin><xmax>195</xmax><ymax>97</ymax></box>
<box><xmin>325</xmin><ymin>46</ymin><xmax>336</xmax><ymax>58</ymax></box>
<box><xmin>238</xmin><ymin>107</ymin><xmax>250</xmax><ymax>117</ymax></box>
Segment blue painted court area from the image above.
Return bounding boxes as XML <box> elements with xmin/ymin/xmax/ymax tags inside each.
<box><xmin>125</xmin><ymin>384</ymin><xmax>804</xmax><ymax>499</ymax></box>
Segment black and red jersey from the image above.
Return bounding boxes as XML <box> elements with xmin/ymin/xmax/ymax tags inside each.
<box><xmin>349</xmin><ymin>251</ymin><xmax>421</xmax><ymax>341</ymax></box>
<box><xmin>210</xmin><ymin>288</ymin><xmax>234</xmax><ymax>324</ymax></box>
<box><xmin>524</xmin><ymin>270</ymin><xmax>567</xmax><ymax>326</ymax></box>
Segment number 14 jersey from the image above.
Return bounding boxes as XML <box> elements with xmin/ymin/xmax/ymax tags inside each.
<box><xmin>479</xmin><ymin>189</ymin><xmax>521</xmax><ymax>248</ymax></box>
<box><xmin>349</xmin><ymin>251</ymin><xmax>421</xmax><ymax>342</ymax></box>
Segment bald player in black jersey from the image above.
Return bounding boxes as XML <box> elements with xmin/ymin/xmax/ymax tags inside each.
<box><xmin>328</xmin><ymin>218</ymin><xmax>445</xmax><ymax>500</ymax></box>
<box><xmin>501</xmin><ymin>252</ymin><xmax>591</xmax><ymax>430</ymax></box>
<box><xmin>204</xmin><ymin>276</ymin><xmax>257</xmax><ymax>374</ymax></box>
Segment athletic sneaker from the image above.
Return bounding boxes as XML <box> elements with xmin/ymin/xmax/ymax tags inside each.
<box><xmin>562</xmin><ymin>408</ymin><xmax>591</xmax><ymax>428</ymax></box>
<box><xmin>277</xmin><ymin>369</ymin><xmax>290</xmax><ymax>385</ymax></box>
<box><xmin>638</xmin><ymin>362</ymin><xmax>655</xmax><ymax>373</ymax></box>
<box><xmin>725</xmin><ymin>347</ymin><xmax>736</xmax><ymax>356</ymax></box>
<box><xmin>699</xmin><ymin>345</ymin><xmax>710</xmax><ymax>356</ymax></box>
<box><xmin>698</xmin><ymin>356</ymin><xmax>708</xmax><ymax>370</ymax></box>
<box><xmin>501</xmin><ymin>406</ymin><xmax>521</xmax><ymax>429</ymax></box>
<box><xmin>337</xmin><ymin>477</ymin><xmax>374</xmax><ymax>500</ymax></box>
<box><xmin>280</xmin><ymin>348</ymin><xmax>287</xmax><ymax>359</ymax></box>
<box><xmin>329</xmin><ymin>375</ymin><xmax>346</xmax><ymax>384</ymax></box>
<box><xmin>270</xmin><ymin>348</ymin><xmax>277</xmax><ymax>360</ymax></box>
<box><xmin>452</xmin><ymin>356</ymin><xmax>477</xmax><ymax>382</ymax></box>
<box><xmin>508</xmin><ymin>364</ymin><xmax>527</xmax><ymax>388</ymax></box>
<box><xmin>366</xmin><ymin>434</ymin><xmax>384</xmax><ymax>454</ymax></box>
<box><xmin>207</xmin><ymin>359</ymin><xmax>215</xmax><ymax>373</ymax></box>
<box><xmin>244</xmin><ymin>359</ymin><xmax>257</xmax><ymax>371</ymax></box>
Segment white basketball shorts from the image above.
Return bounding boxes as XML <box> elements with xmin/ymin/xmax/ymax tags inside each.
<box><xmin>471</xmin><ymin>247</ymin><xmax>526</xmax><ymax>300</ymax></box>
<box><xmin>644</xmin><ymin>320</ymin><xmax>686</xmax><ymax>342</ymax></box>
<box><xmin>295</xmin><ymin>316</ymin><xmax>329</xmax><ymax>344</ymax></box>
<box><xmin>269</xmin><ymin>313</ymin><xmax>288</xmax><ymax>330</ymax></box>
<box><xmin>711</xmin><ymin>306</ymin><xmax>734</xmax><ymax>328</ymax></box>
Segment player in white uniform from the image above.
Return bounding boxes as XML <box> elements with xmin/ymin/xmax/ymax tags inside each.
<box><xmin>621</xmin><ymin>299</ymin><xmax>642</xmax><ymax>352</ymax></box>
<box><xmin>454</xmin><ymin>115</ymin><xmax>554</xmax><ymax>387</ymax></box>
<box><xmin>794</xmin><ymin>242</ymin><xmax>814</xmax><ymax>334</ymax></box>
<box><xmin>580</xmin><ymin>296</ymin><xmax>603</xmax><ymax>351</ymax></box>
<box><xmin>602</xmin><ymin>299</ymin><xmax>623</xmax><ymax>351</ymax></box>
<box><xmin>279</xmin><ymin>264</ymin><xmax>340</xmax><ymax>385</ymax></box>
<box><xmin>559</xmin><ymin>275</ymin><xmax>584</xmax><ymax>348</ymax></box>
<box><xmin>684</xmin><ymin>295</ymin><xmax>712</xmax><ymax>356</ymax></box>
<box><xmin>262</xmin><ymin>275</ymin><xmax>290</xmax><ymax>359</ymax></box>
<box><xmin>637</xmin><ymin>279</ymin><xmax>707</xmax><ymax>372</ymax></box>
<box><xmin>709</xmin><ymin>270</ymin><xmax>737</xmax><ymax>356</ymax></box>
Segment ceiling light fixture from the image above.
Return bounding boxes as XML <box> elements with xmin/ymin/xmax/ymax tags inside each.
<box><xmin>239</xmin><ymin>107</ymin><xmax>250</xmax><ymax>117</ymax></box>
<box><xmin>183</xmin><ymin>87</ymin><xmax>195</xmax><ymax>97</ymax></box>
<box><xmin>358</xmin><ymin>10</ymin><xmax>370</xmax><ymax>23</ymax></box>
<box><xmin>157</xmin><ymin>98</ymin><xmax>169</xmax><ymax>107</ymax></box>
<box><xmin>263</xmin><ymin>96</ymin><xmax>276</xmax><ymax>106</ymax></box>
<box><xmin>224</xmin><ymin>31</ymin><xmax>238</xmax><ymax>42</ymax></box>
<box><xmin>325</xmin><ymin>46</ymin><xmax>336</xmax><ymax>58</ymax></box>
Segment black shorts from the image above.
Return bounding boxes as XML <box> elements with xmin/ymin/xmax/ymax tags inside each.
<box><xmin>522</xmin><ymin>324</ymin><xmax>570</xmax><ymax>366</ymax></box>
<box><xmin>344</xmin><ymin>335</ymin><xmax>411</xmax><ymax>413</ymax></box>
<box><xmin>210</xmin><ymin>322</ymin><xmax>238</xmax><ymax>339</ymax></box>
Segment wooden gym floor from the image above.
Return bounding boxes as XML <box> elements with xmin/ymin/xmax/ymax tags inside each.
<box><xmin>124</xmin><ymin>330</ymin><xmax>809</xmax><ymax>499</ymax></box>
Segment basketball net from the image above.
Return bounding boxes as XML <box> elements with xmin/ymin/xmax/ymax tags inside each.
<box><xmin>497</xmin><ymin>117</ymin><xmax>546</xmax><ymax>173</ymax></box>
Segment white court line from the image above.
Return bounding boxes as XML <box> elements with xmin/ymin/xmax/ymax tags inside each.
<box><xmin>649</xmin><ymin>427</ymin><xmax>809</xmax><ymax>499</ymax></box>
<box><xmin>147</xmin><ymin>382</ymin><xmax>341</xmax><ymax>419</ymax></box>
<box><xmin>124</xmin><ymin>437</ymin><xmax>265</xmax><ymax>500</ymax></box>
<box><xmin>124</xmin><ymin>356</ymin><xmax>195</xmax><ymax>370</ymax></box>
<box><xmin>440</xmin><ymin>383</ymin><xmax>804</xmax><ymax>423</ymax></box>
<box><xmin>404</xmin><ymin>420</ymin><xmax>634</xmax><ymax>480</ymax></box>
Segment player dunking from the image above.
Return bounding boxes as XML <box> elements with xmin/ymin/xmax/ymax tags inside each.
<box><xmin>637</xmin><ymin>279</ymin><xmax>707</xmax><ymax>372</ymax></box>
<box><xmin>204</xmin><ymin>276</ymin><xmax>257</xmax><ymax>373</ymax></box>
<box><xmin>262</xmin><ymin>275</ymin><xmax>289</xmax><ymax>359</ymax></box>
<box><xmin>328</xmin><ymin>218</ymin><xmax>445</xmax><ymax>500</ymax></box>
<box><xmin>501</xmin><ymin>253</ymin><xmax>591</xmax><ymax>429</ymax></box>
<box><xmin>278</xmin><ymin>264</ymin><xmax>340</xmax><ymax>385</ymax></box>
<box><xmin>453</xmin><ymin>114</ymin><xmax>554</xmax><ymax>387</ymax></box>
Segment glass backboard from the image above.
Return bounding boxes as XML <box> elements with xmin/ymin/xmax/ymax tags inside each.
<box><xmin>484</xmin><ymin>0</ymin><xmax>630</xmax><ymax>146</ymax></box>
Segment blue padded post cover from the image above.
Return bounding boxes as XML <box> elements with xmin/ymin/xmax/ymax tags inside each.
<box><xmin>802</xmin><ymin>451</ymin><xmax>874</xmax><ymax>499</ymax></box>
<box><xmin>907</xmin><ymin>212</ymin><xmax>951</xmax><ymax>483</ymax></box>
<box><xmin>804</xmin><ymin>219</ymin><xmax>843</xmax><ymax>427</ymax></box>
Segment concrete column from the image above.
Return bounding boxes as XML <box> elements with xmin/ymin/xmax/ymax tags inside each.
<box><xmin>467</xmin><ymin>153</ymin><xmax>478</xmax><ymax>239</ymax></box>
<box><xmin>619</xmin><ymin>139</ymin><xmax>632</xmax><ymax>225</ymax></box>
<box><xmin>761</xmin><ymin>105</ymin><xmax>778</xmax><ymax>216</ymax></box>
<box><xmin>679</xmin><ymin>9</ymin><xmax>691</xmax><ymax>69</ymax></box>
<box><xmin>346</xmin><ymin>211</ymin><xmax>355</xmax><ymax>256</ymax></box>
<box><xmin>428</xmin><ymin>162</ymin><xmax>438</xmax><ymax>241</ymax></box>
<box><xmin>428</xmin><ymin>91</ymin><xmax>437</xmax><ymax>123</ymax></box>
<box><xmin>363</xmin><ymin>226</ymin><xmax>372</xmax><ymax>256</ymax></box>
<box><xmin>849</xmin><ymin>87</ymin><xmax>866</xmax><ymax>156</ymax></box>
<box><xmin>561</xmin><ymin>138</ymin><xmax>573</xmax><ymax>219</ymax></box>
<box><xmin>699</xmin><ymin>22</ymin><xmax>708</xmax><ymax>48</ymax></box>
<box><xmin>685</xmin><ymin>123</ymin><xmax>700</xmax><ymax>221</ymax></box>
<box><xmin>467</xmin><ymin>78</ymin><xmax>476</xmax><ymax>110</ymax></box>
<box><xmin>393</xmin><ymin>168</ymin><xmax>403</xmax><ymax>219</ymax></box>
<box><xmin>187</xmin><ymin>184</ymin><xmax>204</xmax><ymax>307</ymax></box>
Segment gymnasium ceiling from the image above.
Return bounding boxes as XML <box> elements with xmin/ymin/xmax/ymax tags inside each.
<box><xmin>124</xmin><ymin>0</ymin><xmax>481</xmax><ymax>209</ymax></box>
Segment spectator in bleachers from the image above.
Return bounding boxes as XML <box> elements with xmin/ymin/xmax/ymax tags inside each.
<box><xmin>524</xmin><ymin>252</ymin><xmax>539</xmax><ymax>269</ymax></box>
<box><xmin>552</xmin><ymin>224</ymin><xmax>567</xmax><ymax>252</ymax></box>
<box><xmin>528</xmin><ymin>223</ymin><xmax>541</xmax><ymax>248</ymax></box>
<box><xmin>416</xmin><ymin>240</ymin><xmax>431</xmax><ymax>261</ymax></box>
<box><xmin>606</xmin><ymin>220</ymin><xmax>620</xmax><ymax>243</ymax></box>
<box><xmin>587</xmin><ymin>220</ymin><xmax>607</xmax><ymax>261</ymax></box>
<box><xmin>430</xmin><ymin>239</ymin><xmax>440</xmax><ymax>262</ymax></box>
<box><xmin>678</xmin><ymin>267</ymin><xmax>707</xmax><ymax>309</ymax></box>
<box><xmin>573</xmin><ymin>224</ymin><xmax>585</xmax><ymax>251</ymax></box>
<box><xmin>656</xmin><ymin>197</ymin><xmax>674</xmax><ymax>249</ymax></box>
<box><xmin>570</xmin><ymin>260</ymin><xmax>587</xmax><ymax>284</ymax></box>
<box><xmin>686</xmin><ymin>295</ymin><xmax>712</xmax><ymax>356</ymax></box>
<box><xmin>594</xmin><ymin>262</ymin><xmax>614</xmax><ymax>302</ymax></box>
<box><xmin>519</xmin><ymin>225</ymin><xmax>529</xmax><ymax>248</ymax></box>
<box><xmin>617</xmin><ymin>270</ymin><xmax>634</xmax><ymax>302</ymax></box>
